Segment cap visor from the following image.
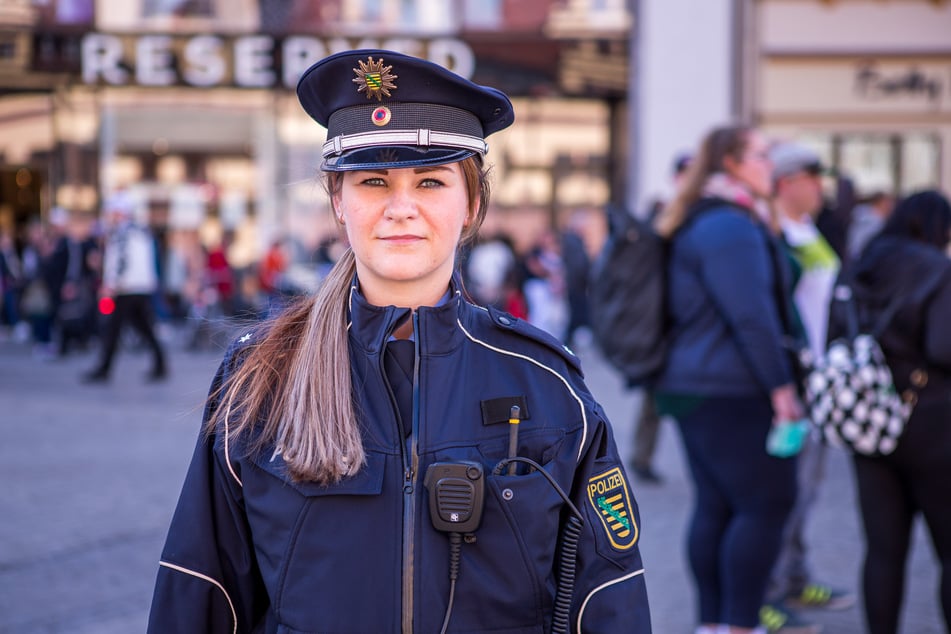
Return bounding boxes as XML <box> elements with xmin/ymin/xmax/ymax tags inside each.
<box><xmin>321</xmin><ymin>146</ymin><xmax>475</xmax><ymax>172</ymax></box>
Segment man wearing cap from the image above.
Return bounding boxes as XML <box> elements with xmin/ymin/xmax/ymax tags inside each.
<box><xmin>762</xmin><ymin>142</ymin><xmax>854</xmax><ymax>631</ymax></box>
<box><xmin>82</xmin><ymin>192</ymin><xmax>167</xmax><ymax>383</ymax></box>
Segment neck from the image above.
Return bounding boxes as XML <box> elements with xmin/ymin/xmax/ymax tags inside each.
<box><xmin>775</xmin><ymin>198</ymin><xmax>809</xmax><ymax>222</ymax></box>
<box><xmin>357</xmin><ymin>273</ymin><xmax>452</xmax><ymax>312</ymax></box>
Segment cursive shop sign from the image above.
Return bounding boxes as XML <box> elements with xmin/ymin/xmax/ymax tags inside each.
<box><xmin>761</xmin><ymin>57</ymin><xmax>951</xmax><ymax>115</ymax></box>
<box><xmin>854</xmin><ymin>61</ymin><xmax>944</xmax><ymax>105</ymax></box>
<box><xmin>81</xmin><ymin>33</ymin><xmax>476</xmax><ymax>89</ymax></box>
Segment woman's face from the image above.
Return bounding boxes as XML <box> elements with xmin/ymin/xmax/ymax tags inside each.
<box><xmin>334</xmin><ymin>162</ymin><xmax>472</xmax><ymax>306</ymax></box>
<box><xmin>725</xmin><ymin>131</ymin><xmax>773</xmax><ymax>198</ymax></box>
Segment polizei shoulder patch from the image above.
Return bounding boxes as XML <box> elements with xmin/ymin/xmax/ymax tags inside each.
<box><xmin>587</xmin><ymin>466</ymin><xmax>638</xmax><ymax>550</ymax></box>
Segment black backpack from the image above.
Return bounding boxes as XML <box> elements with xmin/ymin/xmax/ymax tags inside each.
<box><xmin>588</xmin><ymin>205</ymin><xmax>668</xmax><ymax>386</ymax></box>
<box><xmin>588</xmin><ymin>200</ymin><xmax>722</xmax><ymax>385</ymax></box>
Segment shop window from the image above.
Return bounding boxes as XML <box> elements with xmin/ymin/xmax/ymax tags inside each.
<box><xmin>362</xmin><ymin>0</ymin><xmax>384</xmax><ymax>21</ymax></box>
<box><xmin>796</xmin><ymin>132</ymin><xmax>941</xmax><ymax>197</ymax></box>
<box><xmin>839</xmin><ymin>136</ymin><xmax>896</xmax><ymax>195</ymax></box>
<box><xmin>0</xmin><ymin>168</ymin><xmax>42</xmax><ymax>226</ymax></box>
<box><xmin>0</xmin><ymin>37</ymin><xmax>16</xmax><ymax>60</ymax></box>
<box><xmin>463</xmin><ymin>0</ymin><xmax>502</xmax><ymax>28</ymax></box>
<box><xmin>143</xmin><ymin>0</ymin><xmax>214</xmax><ymax>18</ymax></box>
<box><xmin>901</xmin><ymin>135</ymin><xmax>941</xmax><ymax>194</ymax></box>
<box><xmin>399</xmin><ymin>0</ymin><xmax>417</xmax><ymax>25</ymax></box>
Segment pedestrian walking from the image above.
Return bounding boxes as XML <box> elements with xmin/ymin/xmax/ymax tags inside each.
<box><xmin>828</xmin><ymin>190</ymin><xmax>951</xmax><ymax>634</ymax></box>
<box><xmin>0</xmin><ymin>226</ymin><xmax>26</xmax><ymax>339</ymax></box>
<box><xmin>653</xmin><ymin>125</ymin><xmax>803</xmax><ymax>634</ymax></box>
<box><xmin>629</xmin><ymin>152</ymin><xmax>693</xmax><ymax>485</ymax></box>
<box><xmin>560</xmin><ymin>216</ymin><xmax>591</xmax><ymax>347</ymax></box>
<box><xmin>523</xmin><ymin>228</ymin><xmax>570</xmax><ymax>340</ymax></box>
<box><xmin>81</xmin><ymin>192</ymin><xmax>167</xmax><ymax>383</ymax></box>
<box><xmin>147</xmin><ymin>49</ymin><xmax>651</xmax><ymax>634</ymax></box>
<box><xmin>20</xmin><ymin>220</ymin><xmax>57</xmax><ymax>359</ymax></box>
<box><xmin>52</xmin><ymin>209</ymin><xmax>100</xmax><ymax>356</ymax></box>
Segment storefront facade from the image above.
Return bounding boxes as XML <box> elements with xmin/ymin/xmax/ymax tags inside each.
<box><xmin>750</xmin><ymin>0</ymin><xmax>951</xmax><ymax>197</ymax></box>
<box><xmin>0</xmin><ymin>0</ymin><xmax>631</xmax><ymax>257</ymax></box>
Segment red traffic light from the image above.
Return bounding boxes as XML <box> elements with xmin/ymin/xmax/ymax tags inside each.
<box><xmin>99</xmin><ymin>296</ymin><xmax>115</xmax><ymax>315</ymax></box>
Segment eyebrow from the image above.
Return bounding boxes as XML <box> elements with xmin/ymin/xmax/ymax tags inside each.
<box><xmin>358</xmin><ymin>166</ymin><xmax>455</xmax><ymax>175</ymax></box>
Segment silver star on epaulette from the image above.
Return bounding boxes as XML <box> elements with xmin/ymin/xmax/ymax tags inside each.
<box><xmin>239</xmin><ymin>333</ymin><xmax>252</xmax><ymax>343</ymax></box>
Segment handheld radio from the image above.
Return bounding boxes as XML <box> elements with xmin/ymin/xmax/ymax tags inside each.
<box><xmin>424</xmin><ymin>461</ymin><xmax>485</xmax><ymax>634</ymax></box>
<box><xmin>424</xmin><ymin>461</ymin><xmax>485</xmax><ymax>533</ymax></box>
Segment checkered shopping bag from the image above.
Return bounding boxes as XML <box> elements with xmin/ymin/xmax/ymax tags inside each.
<box><xmin>799</xmin><ymin>332</ymin><xmax>911</xmax><ymax>456</ymax></box>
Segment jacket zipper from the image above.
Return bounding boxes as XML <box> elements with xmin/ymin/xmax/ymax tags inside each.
<box><xmin>401</xmin><ymin>311</ymin><xmax>421</xmax><ymax>634</ymax></box>
<box><xmin>378</xmin><ymin>313</ymin><xmax>413</xmax><ymax>632</ymax></box>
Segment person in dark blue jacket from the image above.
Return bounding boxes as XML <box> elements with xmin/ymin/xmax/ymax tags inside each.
<box><xmin>147</xmin><ymin>49</ymin><xmax>651</xmax><ymax>634</ymax></box>
<box><xmin>653</xmin><ymin>125</ymin><xmax>804</xmax><ymax>634</ymax></box>
<box><xmin>828</xmin><ymin>190</ymin><xmax>951</xmax><ymax>634</ymax></box>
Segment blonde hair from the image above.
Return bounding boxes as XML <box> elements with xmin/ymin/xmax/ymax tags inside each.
<box><xmin>654</xmin><ymin>125</ymin><xmax>753</xmax><ymax>238</ymax></box>
<box><xmin>208</xmin><ymin>155</ymin><xmax>490</xmax><ymax>484</ymax></box>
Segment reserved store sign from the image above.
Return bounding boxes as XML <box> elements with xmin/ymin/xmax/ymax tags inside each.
<box><xmin>80</xmin><ymin>33</ymin><xmax>475</xmax><ymax>89</ymax></box>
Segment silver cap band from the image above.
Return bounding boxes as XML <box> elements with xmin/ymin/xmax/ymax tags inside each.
<box><xmin>322</xmin><ymin>129</ymin><xmax>488</xmax><ymax>159</ymax></box>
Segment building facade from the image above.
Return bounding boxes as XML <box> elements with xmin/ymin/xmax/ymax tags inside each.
<box><xmin>749</xmin><ymin>0</ymin><xmax>951</xmax><ymax>198</ymax></box>
<box><xmin>0</xmin><ymin>0</ymin><xmax>631</xmax><ymax>259</ymax></box>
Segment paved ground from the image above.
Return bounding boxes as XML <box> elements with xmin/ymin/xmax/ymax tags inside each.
<box><xmin>0</xmin><ymin>328</ymin><xmax>944</xmax><ymax>633</ymax></box>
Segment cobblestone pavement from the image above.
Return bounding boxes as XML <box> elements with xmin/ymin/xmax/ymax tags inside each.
<box><xmin>0</xmin><ymin>331</ymin><xmax>943</xmax><ymax>633</ymax></box>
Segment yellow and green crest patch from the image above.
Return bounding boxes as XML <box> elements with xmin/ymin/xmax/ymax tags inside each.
<box><xmin>587</xmin><ymin>466</ymin><xmax>638</xmax><ymax>550</ymax></box>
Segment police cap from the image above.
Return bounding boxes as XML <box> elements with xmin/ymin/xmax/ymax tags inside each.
<box><xmin>297</xmin><ymin>49</ymin><xmax>514</xmax><ymax>171</ymax></box>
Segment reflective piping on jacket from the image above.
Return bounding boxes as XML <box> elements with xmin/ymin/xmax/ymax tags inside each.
<box><xmin>457</xmin><ymin>320</ymin><xmax>588</xmax><ymax>462</ymax></box>
<box><xmin>222</xmin><ymin>409</ymin><xmax>243</xmax><ymax>487</ymax></box>
<box><xmin>576</xmin><ymin>568</ymin><xmax>645</xmax><ymax>633</ymax></box>
<box><xmin>159</xmin><ymin>560</ymin><xmax>237</xmax><ymax>634</ymax></box>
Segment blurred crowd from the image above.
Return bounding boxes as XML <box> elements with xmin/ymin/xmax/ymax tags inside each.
<box><xmin>625</xmin><ymin>126</ymin><xmax>949</xmax><ymax>634</ymax></box>
<box><xmin>0</xmin><ymin>193</ymin><xmax>347</xmax><ymax>369</ymax></box>
<box><xmin>460</xmin><ymin>220</ymin><xmax>594</xmax><ymax>349</ymax></box>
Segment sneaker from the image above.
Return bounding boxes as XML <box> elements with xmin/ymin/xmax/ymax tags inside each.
<box><xmin>759</xmin><ymin>603</ymin><xmax>822</xmax><ymax>634</ymax></box>
<box><xmin>81</xmin><ymin>370</ymin><xmax>109</xmax><ymax>384</ymax></box>
<box><xmin>785</xmin><ymin>583</ymin><xmax>856</xmax><ymax>611</ymax></box>
<box><xmin>145</xmin><ymin>368</ymin><xmax>168</xmax><ymax>383</ymax></box>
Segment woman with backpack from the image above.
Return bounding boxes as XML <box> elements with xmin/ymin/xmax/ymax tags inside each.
<box><xmin>827</xmin><ymin>190</ymin><xmax>951</xmax><ymax>634</ymax></box>
<box><xmin>653</xmin><ymin>125</ymin><xmax>804</xmax><ymax>634</ymax></box>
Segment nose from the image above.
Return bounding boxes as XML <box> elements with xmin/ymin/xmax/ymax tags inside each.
<box><xmin>383</xmin><ymin>183</ymin><xmax>419</xmax><ymax>221</ymax></box>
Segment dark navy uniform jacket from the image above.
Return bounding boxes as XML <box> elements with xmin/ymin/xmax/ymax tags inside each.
<box><xmin>148</xmin><ymin>282</ymin><xmax>651</xmax><ymax>633</ymax></box>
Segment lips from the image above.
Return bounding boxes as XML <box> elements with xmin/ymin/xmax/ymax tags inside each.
<box><xmin>381</xmin><ymin>234</ymin><xmax>423</xmax><ymax>244</ymax></box>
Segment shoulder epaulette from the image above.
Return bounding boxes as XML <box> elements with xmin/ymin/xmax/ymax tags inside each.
<box><xmin>484</xmin><ymin>305</ymin><xmax>582</xmax><ymax>373</ymax></box>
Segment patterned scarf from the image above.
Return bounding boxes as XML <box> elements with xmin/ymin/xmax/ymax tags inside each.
<box><xmin>702</xmin><ymin>172</ymin><xmax>772</xmax><ymax>224</ymax></box>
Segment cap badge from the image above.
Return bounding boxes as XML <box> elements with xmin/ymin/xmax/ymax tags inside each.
<box><xmin>353</xmin><ymin>56</ymin><xmax>398</xmax><ymax>101</ymax></box>
<box><xmin>372</xmin><ymin>106</ymin><xmax>392</xmax><ymax>127</ymax></box>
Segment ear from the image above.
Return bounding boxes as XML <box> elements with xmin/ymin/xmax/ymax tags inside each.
<box><xmin>721</xmin><ymin>153</ymin><xmax>740</xmax><ymax>177</ymax></box>
<box><xmin>464</xmin><ymin>199</ymin><xmax>480</xmax><ymax>228</ymax></box>
<box><xmin>331</xmin><ymin>196</ymin><xmax>344</xmax><ymax>224</ymax></box>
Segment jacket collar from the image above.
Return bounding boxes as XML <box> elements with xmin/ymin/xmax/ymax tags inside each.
<box><xmin>347</xmin><ymin>273</ymin><xmax>470</xmax><ymax>356</ymax></box>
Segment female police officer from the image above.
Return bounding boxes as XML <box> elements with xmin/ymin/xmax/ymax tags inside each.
<box><xmin>148</xmin><ymin>49</ymin><xmax>651</xmax><ymax>634</ymax></box>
